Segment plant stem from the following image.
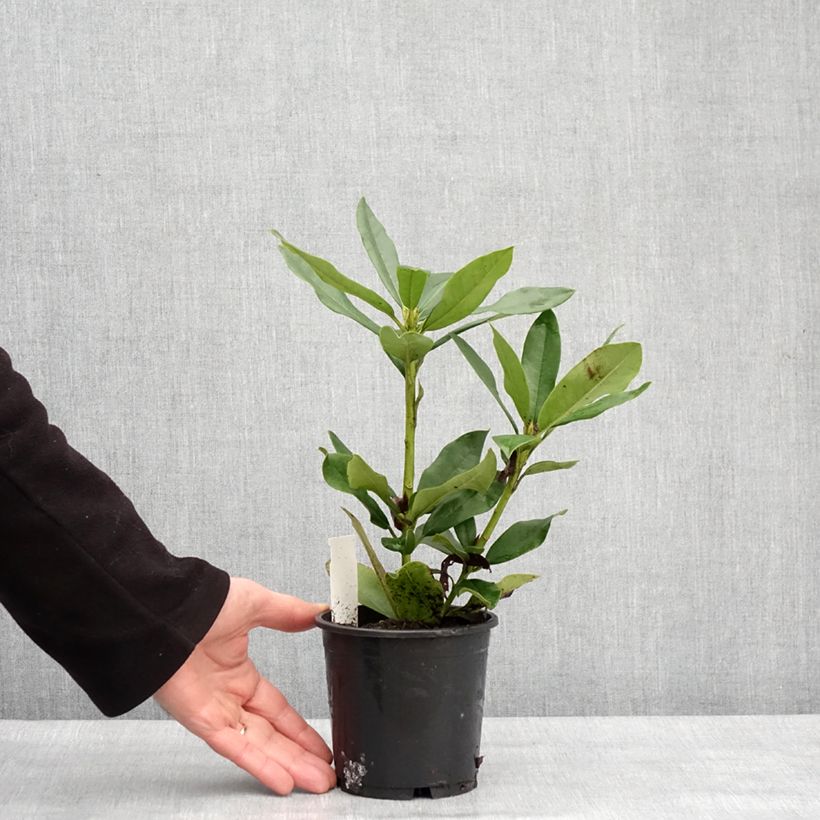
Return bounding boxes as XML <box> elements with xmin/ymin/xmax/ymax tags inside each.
<box><xmin>442</xmin><ymin>563</ymin><xmax>469</xmax><ymax>612</ymax></box>
<box><xmin>475</xmin><ymin>451</ymin><xmax>527</xmax><ymax>550</ymax></box>
<box><xmin>401</xmin><ymin>359</ymin><xmax>418</xmax><ymax>565</ymax></box>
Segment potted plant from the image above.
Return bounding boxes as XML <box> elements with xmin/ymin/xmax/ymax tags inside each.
<box><xmin>271</xmin><ymin>199</ymin><xmax>650</xmax><ymax>799</ymax></box>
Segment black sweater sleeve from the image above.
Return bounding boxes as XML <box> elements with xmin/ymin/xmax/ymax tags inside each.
<box><xmin>0</xmin><ymin>346</ymin><xmax>230</xmax><ymax>716</ymax></box>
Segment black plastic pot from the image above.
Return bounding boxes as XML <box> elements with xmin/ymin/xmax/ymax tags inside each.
<box><xmin>315</xmin><ymin>606</ymin><xmax>498</xmax><ymax>799</ymax></box>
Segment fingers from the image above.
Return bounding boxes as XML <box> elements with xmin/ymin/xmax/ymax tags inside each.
<box><xmin>248</xmin><ymin>583</ymin><xmax>328</xmax><ymax>632</ymax></box>
<box><xmin>247</xmin><ymin>712</ymin><xmax>336</xmax><ymax>793</ymax></box>
<box><xmin>206</xmin><ymin>713</ymin><xmax>335</xmax><ymax>795</ymax></box>
<box><xmin>205</xmin><ymin>724</ymin><xmax>295</xmax><ymax>795</ymax></box>
<box><xmin>245</xmin><ymin>677</ymin><xmax>333</xmax><ymax>763</ymax></box>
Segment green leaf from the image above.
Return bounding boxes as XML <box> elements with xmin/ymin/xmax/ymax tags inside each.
<box><xmin>327</xmin><ymin>430</ymin><xmax>351</xmax><ymax>454</ymax></box>
<box><xmin>320</xmin><ymin>451</ymin><xmax>390</xmax><ymax>528</ymax></box>
<box><xmin>603</xmin><ymin>323</ymin><xmax>624</xmax><ymax>346</ymax></box>
<box><xmin>429</xmin><ymin>314</ymin><xmax>500</xmax><ymax>348</ymax></box>
<box><xmin>491</xmin><ymin>326</ymin><xmax>530</xmax><ymax>421</ymax></box>
<box><xmin>420</xmin><ymin>481</ymin><xmax>504</xmax><ymax>538</ymax></box>
<box><xmin>342</xmin><ymin>508</ymin><xmax>392</xmax><ymax>597</ymax></box>
<box><xmin>347</xmin><ymin>454</ymin><xmax>396</xmax><ymax>504</ymax></box>
<box><xmin>355</xmin><ymin>197</ymin><xmax>401</xmax><ymax>304</ymax></box>
<box><xmin>385</xmin><ymin>561</ymin><xmax>445</xmax><ymax>624</ymax></box>
<box><xmin>357</xmin><ymin>563</ymin><xmax>395</xmax><ymax>618</ymax></box>
<box><xmin>475</xmin><ymin>286</ymin><xmax>575</xmax><ymax>316</ymax></box>
<box><xmin>423</xmin><ymin>247</ymin><xmax>513</xmax><ymax>331</ymax></box>
<box><xmin>322</xmin><ymin>451</ymin><xmax>354</xmax><ymax>493</ymax></box>
<box><xmin>379</xmin><ymin>327</ymin><xmax>434</xmax><ymax>365</ymax></box>
<box><xmin>409</xmin><ymin>450</ymin><xmax>497</xmax><ymax>518</ymax></box>
<box><xmin>277</xmin><ymin>244</ymin><xmax>380</xmax><ymax>334</ymax></box>
<box><xmin>417</xmin><ymin>530</ymin><xmax>469</xmax><ymax>559</ymax></box>
<box><xmin>389</xmin><ymin>355</ymin><xmax>406</xmax><ymax>377</ymax></box>
<box><xmin>537</xmin><ymin>343</ymin><xmax>643</xmax><ymax>431</ymax></box>
<box><xmin>417</xmin><ymin>272</ymin><xmax>453</xmax><ymax>314</ymax></box>
<box><xmin>273</xmin><ymin>231</ymin><xmax>397</xmax><ymax>320</ymax></box>
<box><xmin>430</xmin><ymin>287</ymin><xmax>574</xmax><ymax>351</ymax></box>
<box><xmin>497</xmin><ymin>573</ymin><xmax>539</xmax><ymax>598</ymax></box>
<box><xmin>521</xmin><ymin>459</ymin><xmax>578</xmax><ymax>478</ymax></box>
<box><xmin>381</xmin><ymin>529</ymin><xmax>416</xmax><ymax>555</ymax></box>
<box><xmin>454</xmin><ymin>517</ymin><xmax>477</xmax><ymax>548</ymax></box>
<box><xmin>417</xmin><ymin>430</ymin><xmax>488</xmax><ymax>492</ymax></box>
<box><xmin>452</xmin><ymin>335</ymin><xmax>518</xmax><ymax>432</ymax></box>
<box><xmin>357</xmin><ymin>495</ymin><xmax>391</xmax><ymax>530</ymax></box>
<box><xmin>397</xmin><ymin>266</ymin><xmax>429</xmax><ymax>309</ymax></box>
<box><xmin>555</xmin><ymin>381</ymin><xmax>651</xmax><ymax>427</ymax></box>
<box><xmin>521</xmin><ymin>310</ymin><xmax>561</xmax><ymax>420</ymax></box>
<box><xmin>486</xmin><ymin>511</ymin><xmax>567</xmax><ymax>565</ymax></box>
<box><xmin>492</xmin><ymin>433</ymin><xmax>538</xmax><ymax>462</ymax></box>
<box><xmin>459</xmin><ymin>579</ymin><xmax>501</xmax><ymax>609</ymax></box>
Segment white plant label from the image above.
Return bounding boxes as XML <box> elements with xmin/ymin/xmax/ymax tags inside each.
<box><xmin>329</xmin><ymin>534</ymin><xmax>358</xmax><ymax>626</ymax></box>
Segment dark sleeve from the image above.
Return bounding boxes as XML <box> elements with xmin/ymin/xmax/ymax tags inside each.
<box><xmin>0</xmin><ymin>346</ymin><xmax>230</xmax><ymax>717</ymax></box>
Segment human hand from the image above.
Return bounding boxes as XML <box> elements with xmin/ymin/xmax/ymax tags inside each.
<box><xmin>153</xmin><ymin>576</ymin><xmax>335</xmax><ymax>795</ymax></box>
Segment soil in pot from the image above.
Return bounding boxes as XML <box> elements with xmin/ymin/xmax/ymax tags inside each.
<box><xmin>316</xmin><ymin>605</ymin><xmax>498</xmax><ymax>799</ymax></box>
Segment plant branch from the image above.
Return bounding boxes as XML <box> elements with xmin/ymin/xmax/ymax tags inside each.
<box><xmin>400</xmin><ymin>359</ymin><xmax>419</xmax><ymax>566</ymax></box>
<box><xmin>475</xmin><ymin>449</ymin><xmax>528</xmax><ymax>550</ymax></box>
<box><xmin>442</xmin><ymin>562</ymin><xmax>470</xmax><ymax>612</ymax></box>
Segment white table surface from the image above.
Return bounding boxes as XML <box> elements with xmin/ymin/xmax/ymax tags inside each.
<box><xmin>1</xmin><ymin>716</ymin><xmax>818</xmax><ymax>818</ymax></box>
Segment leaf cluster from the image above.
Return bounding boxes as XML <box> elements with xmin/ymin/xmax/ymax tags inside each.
<box><xmin>273</xmin><ymin>198</ymin><xmax>649</xmax><ymax>626</ymax></box>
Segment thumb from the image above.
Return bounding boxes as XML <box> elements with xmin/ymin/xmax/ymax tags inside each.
<box><xmin>248</xmin><ymin>582</ymin><xmax>328</xmax><ymax>632</ymax></box>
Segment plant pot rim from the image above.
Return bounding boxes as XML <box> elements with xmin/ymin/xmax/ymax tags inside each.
<box><xmin>314</xmin><ymin>608</ymin><xmax>498</xmax><ymax>639</ymax></box>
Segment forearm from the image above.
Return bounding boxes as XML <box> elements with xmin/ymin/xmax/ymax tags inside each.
<box><xmin>0</xmin><ymin>346</ymin><xmax>229</xmax><ymax>716</ymax></box>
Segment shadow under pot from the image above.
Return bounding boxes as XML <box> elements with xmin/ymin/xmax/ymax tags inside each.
<box><xmin>315</xmin><ymin>606</ymin><xmax>498</xmax><ymax>800</ymax></box>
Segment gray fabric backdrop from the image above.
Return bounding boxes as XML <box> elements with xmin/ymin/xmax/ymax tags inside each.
<box><xmin>0</xmin><ymin>1</ymin><xmax>817</xmax><ymax>720</ymax></box>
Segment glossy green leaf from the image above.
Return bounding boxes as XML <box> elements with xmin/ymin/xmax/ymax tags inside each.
<box><xmin>492</xmin><ymin>433</ymin><xmax>538</xmax><ymax>462</ymax></box>
<box><xmin>417</xmin><ymin>430</ymin><xmax>488</xmax><ymax>492</ymax></box>
<box><xmin>555</xmin><ymin>381</ymin><xmax>651</xmax><ymax>427</ymax></box>
<box><xmin>347</xmin><ymin>454</ymin><xmax>395</xmax><ymax>504</ymax></box>
<box><xmin>521</xmin><ymin>310</ymin><xmax>561</xmax><ymax>420</ymax></box>
<box><xmin>417</xmin><ymin>271</ymin><xmax>453</xmax><ymax>314</ymax></box>
<box><xmin>454</xmin><ymin>516</ymin><xmax>477</xmax><ymax>549</ymax></box>
<box><xmin>497</xmin><ymin>573</ymin><xmax>540</xmax><ymax>598</ymax></box>
<box><xmin>357</xmin><ymin>563</ymin><xmax>395</xmax><ymax>618</ymax></box>
<box><xmin>537</xmin><ymin>343</ymin><xmax>643</xmax><ymax>431</ymax></box>
<box><xmin>486</xmin><ymin>511</ymin><xmax>567</xmax><ymax>565</ymax></box>
<box><xmin>379</xmin><ymin>327</ymin><xmax>434</xmax><ymax>365</ymax></box>
<box><xmin>452</xmin><ymin>335</ymin><xmax>518</xmax><ymax>432</ymax></box>
<box><xmin>421</xmin><ymin>481</ymin><xmax>504</xmax><ymax>538</ymax></box>
<box><xmin>385</xmin><ymin>561</ymin><xmax>445</xmax><ymax>624</ymax></box>
<box><xmin>355</xmin><ymin>197</ymin><xmax>401</xmax><ymax>303</ymax></box>
<box><xmin>423</xmin><ymin>247</ymin><xmax>513</xmax><ymax>331</ymax></box>
<box><xmin>409</xmin><ymin>450</ymin><xmax>497</xmax><ymax>518</ymax></box>
<box><xmin>320</xmin><ymin>451</ymin><xmax>390</xmax><ymax>528</ymax></box>
<box><xmin>521</xmin><ymin>459</ymin><xmax>578</xmax><ymax>478</ymax></box>
<box><xmin>475</xmin><ymin>286</ymin><xmax>575</xmax><ymax>316</ymax></box>
<box><xmin>397</xmin><ymin>266</ymin><xmax>429</xmax><ymax>309</ymax></box>
<box><xmin>273</xmin><ymin>231</ymin><xmax>397</xmax><ymax>320</ymax></box>
<box><xmin>491</xmin><ymin>326</ymin><xmax>530</xmax><ymax>421</ymax></box>
<box><xmin>277</xmin><ymin>244</ymin><xmax>380</xmax><ymax>334</ymax></box>
<box><xmin>459</xmin><ymin>579</ymin><xmax>502</xmax><ymax>609</ymax></box>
